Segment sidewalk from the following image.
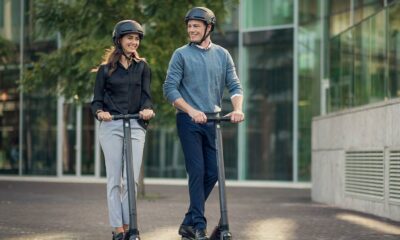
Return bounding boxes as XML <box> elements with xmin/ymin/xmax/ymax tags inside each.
<box><xmin>0</xmin><ymin>180</ymin><xmax>399</xmax><ymax>240</ymax></box>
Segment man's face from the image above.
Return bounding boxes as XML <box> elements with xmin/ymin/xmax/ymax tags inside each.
<box><xmin>187</xmin><ymin>19</ymin><xmax>209</xmax><ymax>43</ymax></box>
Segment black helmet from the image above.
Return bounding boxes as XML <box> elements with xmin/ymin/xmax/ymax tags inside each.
<box><xmin>185</xmin><ymin>7</ymin><xmax>216</xmax><ymax>31</ymax></box>
<box><xmin>112</xmin><ymin>20</ymin><xmax>144</xmax><ymax>46</ymax></box>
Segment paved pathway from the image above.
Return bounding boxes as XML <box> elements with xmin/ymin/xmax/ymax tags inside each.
<box><xmin>0</xmin><ymin>180</ymin><xmax>399</xmax><ymax>240</ymax></box>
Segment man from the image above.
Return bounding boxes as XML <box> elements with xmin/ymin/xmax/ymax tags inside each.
<box><xmin>163</xmin><ymin>6</ymin><xmax>244</xmax><ymax>240</ymax></box>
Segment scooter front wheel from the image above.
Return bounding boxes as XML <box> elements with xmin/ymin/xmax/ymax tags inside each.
<box><xmin>129</xmin><ymin>235</ymin><xmax>140</xmax><ymax>240</ymax></box>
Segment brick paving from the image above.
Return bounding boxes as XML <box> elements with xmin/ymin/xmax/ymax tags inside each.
<box><xmin>0</xmin><ymin>180</ymin><xmax>399</xmax><ymax>240</ymax></box>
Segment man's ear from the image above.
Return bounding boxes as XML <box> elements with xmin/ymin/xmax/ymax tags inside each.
<box><xmin>206</xmin><ymin>24</ymin><xmax>212</xmax><ymax>33</ymax></box>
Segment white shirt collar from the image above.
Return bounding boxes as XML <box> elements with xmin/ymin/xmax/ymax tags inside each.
<box><xmin>195</xmin><ymin>41</ymin><xmax>212</xmax><ymax>50</ymax></box>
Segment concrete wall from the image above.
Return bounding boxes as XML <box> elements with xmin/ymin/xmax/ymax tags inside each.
<box><xmin>312</xmin><ymin>99</ymin><xmax>400</xmax><ymax>221</ymax></box>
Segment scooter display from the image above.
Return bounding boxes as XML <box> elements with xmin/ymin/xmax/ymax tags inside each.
<box><xmin>207</xmin><ymin>115</ymin><xmax>233</xmax><ymax>240</ymax></box>
<box><xmin>112</xmin><ymin>113</ymin><xmax>141</xmax><ymax>240</ymax></box>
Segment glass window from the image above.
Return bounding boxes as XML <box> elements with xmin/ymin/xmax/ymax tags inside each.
<box><xmin>10</xmin><ymin>0</ymin><xmax>21</xmax><ymax>42</ymax></box>
<box><xmin>243</xmin><ymin>0</ymin><xmax>293</xmax><ymax>29</ymax></box>
<box><xmin>329</xmin><ymin>0</ymin><xmax>352</xmax><ymax>36</ymax></box>
<box><xmin>300</xmin><ymin>0</ymin><xmax>320</xmax><ymax>25</ymax></box>
<box><xmin>0</xmin><ymin>69</ymin><xmax>19</xmax><ymax>174</ymax></box>
<box><xmin>298</xmin><ymin>0</ymin><xmax>321</xmax><ymax>181</ymax></box>
<box><xmin>220</xmin><ymin>2</ymin><xmax>239</xmax><ymax>31</ymax></box>
<box><xmin>329</xmin><ymin>31</ymin><xmax>354</xmax><ymax>111</ymax></box>
<box><xmin>354</xmin><ymin>0</ymin><xmax>384</xmax><ymax>24</ymax></box>
<box><xmin>62</xmin><ymin>103</ymin><xmax>76</xmax><ymax>175</ymax></box>
<box><xmin>22</xmin><ymin>94</ymin><xmax>57</xmax><ymax>175</ymax></box>
<box><xmin>0</xmin><ymin>0</ymin><xmax>4</xmax><ymax>28</ymax></box>
<box><xmin>329</xmin><ymin>10</ymin><xmax>386</xmax><ymax>112</ymax></box>
<box><xmin>388</xmin><ymin>1</ymin><xmax>400</xmax><ymax>98</ymax></box>
<box><xmin>353</xmin><ymin>11</ymin><xmax>386</xmax><ymax>105</ymax></box>
<box><xmin>81</xmin><ymin>104</ymin><xmax>95</xmax><ymax>175</ymax></box>
<box><xmin>144</xmin><ymin>128</ymin><xmax>186</xmax><ymax>178</ymax></box>
<box><xmin>243</xmin><ymin>29</ymin><xmax>293</xmax><ymax>180</ymax></box>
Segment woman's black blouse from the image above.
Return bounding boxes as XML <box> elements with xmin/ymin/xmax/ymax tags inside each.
<box><xmin>91</xmin><ymin>60</ymin><xmax>153</xmax><ymax>128</ymax></box>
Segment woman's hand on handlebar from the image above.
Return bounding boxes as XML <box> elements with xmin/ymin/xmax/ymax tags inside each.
<box><xmin>140</xmin><ymin>109</ymin><xmax>155</xmax><ymax>121</ymax></box>
<box><xmin>97</xmin><ymin>111</ymin><xmax>112</xmax><ymax>121</ymax></box>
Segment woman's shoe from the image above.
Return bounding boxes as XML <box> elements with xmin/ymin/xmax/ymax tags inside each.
<box><xmin>112</xmin><ymin>232</ymin><xmax>124</xmax><ymax>240</ymax></box>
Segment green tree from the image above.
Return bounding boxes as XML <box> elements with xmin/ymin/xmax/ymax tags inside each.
<box><xmin>0</xmin><ymin>37</ymin><xmax>17</xmax><ymax>66</ymax></box>
<box><xmin>22</xmin><ymin>0</ymin><xmax>238</xmax><ymax>125</ymax></box>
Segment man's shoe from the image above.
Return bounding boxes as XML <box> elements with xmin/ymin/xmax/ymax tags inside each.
<box><xmin>112</xmin><ymin>232</ymin><xmax>124</xmax><ymax>240</ymax></box>
<box><xmin>179</xmin><ymin>224</ymin><xmax>195</xmax><ymax>239</ymax></box>
<box><xmin>194</xmin><ymin>229</ymin><xmax>208</xmax><ymax>240</ymax></box>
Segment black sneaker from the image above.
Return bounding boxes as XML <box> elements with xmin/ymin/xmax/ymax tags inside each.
<box><xmin>112</xmin><ymin>232</ymin><xmax>124</xmax><ymax>240</ymax></box>
<box><xmin>179</xmin><ymin>224</ymin><xmax>195</xmax><ymax>239</ymax></box>
<box><xmin>194</xmin><ymin>229</ymin><xmax>208</xmax><ymax>240</ymax></box>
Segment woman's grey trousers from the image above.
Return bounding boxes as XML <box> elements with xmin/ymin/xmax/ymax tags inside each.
<box><xmin>99</xmin><ymin>119</ymin><xmax>146</xmax><ymax>228</ymax></box>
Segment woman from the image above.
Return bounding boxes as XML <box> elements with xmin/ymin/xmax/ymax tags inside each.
<box><xmin>91</xmin><ymin>19</ymin><xmax>154</xmax><ymax>240</ymax></box>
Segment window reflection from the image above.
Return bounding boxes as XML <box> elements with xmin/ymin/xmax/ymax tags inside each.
<box><xmin>244</xmin><ymin>29</ymin><xmax>293</xmax><ymax>180</ymax></box>
<box><xmin>243</xmin><ymin>0</ymin><xmax>293</xmax><ymax>28</ymax></box>
<box><xmin>329</xmin><ymin>1</ymin><xmax>351</xmax><ymax>36</ymax></box>
<box><xmin>329</xmin><ymin>10</ymin><xmax>386</xmax><ymax>112</ymax></box>
<box><xmin>298</xmin><ymin>0</ymin><xmax>321</xmax><ymax>181</ymax></box>
<box><xmin>388</xmin><ymin>2</ymin><xmax>400</xmax><ymax>98</ymax></box>
<box><xmin>354</xmin><ymin>0</ymin><xmax>384</xmax><ymax>24</ymax></box>
<box><xmin>0</xmin><ymin>69</ymin><xmax>19</xmax><ymax>174</ymax></box>
<box><xmin>353</xmin><ymin>11</ymin><xmax>385</xmax><ymax>105</ymax></box>
<box><xmin>23</xmin><ymin>94</ymin><xmax>57</xmax><ymax>175</ymax></box>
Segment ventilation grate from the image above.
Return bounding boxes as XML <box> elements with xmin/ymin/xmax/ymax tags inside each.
<box><xmin>345</xmin><ymin>151</ymin><xmax>384</xmax><ymax>199</ymax></box>
<box><xmin>389</xmin><ymin>151</ymin><xmax>400</xmax><ymax>203</ymax></box>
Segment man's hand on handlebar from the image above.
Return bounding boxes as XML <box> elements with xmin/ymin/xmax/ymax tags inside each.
<box><xmin>225</xmin><ymin>110</ymin><xmax>244</xmax><ymax>123</ymax></box>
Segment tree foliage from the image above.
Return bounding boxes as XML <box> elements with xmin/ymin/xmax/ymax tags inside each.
<box><xmin>22</xmin><ymin>0</ymin><xmax>238</xmax><ymax>125</ymax></box>
<box><xmin>0</xmin><ymin>37</ymin><xmax>17</xmax><ymax>66</ymax></box>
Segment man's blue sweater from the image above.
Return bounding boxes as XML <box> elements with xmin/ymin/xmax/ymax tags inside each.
<box><xmin>163</xmin><ymin>43</ymin><xmax>243</xmax><ymax>113</ymax></box>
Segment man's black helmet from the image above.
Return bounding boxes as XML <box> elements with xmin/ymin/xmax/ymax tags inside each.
<box><xmin>112</xmin><ymin>20</ymin><xmax>144</xmax><ymax>46</ymax></box>
<box><xmin>185</xmin><ymin>7</ymin><xmax>216</xmax><ymax>31</ymax></box>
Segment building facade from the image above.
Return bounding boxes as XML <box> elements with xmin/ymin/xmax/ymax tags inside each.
<box><xmin>312</xmin><ymin>0</ymin><xmax>400</xmax><ymax>221</ymax></box>
<box><xmin>1</xmin><ymin>0</ymin><xmax>397</xmax><ymax>183</ymax></box>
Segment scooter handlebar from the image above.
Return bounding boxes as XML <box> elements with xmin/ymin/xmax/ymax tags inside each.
<box><xmin>206</xmin><ymin>115</ymin><xmax>231</xmax><ymax>122</ymax></box>
<box><xmin>111</xmin><ymin>113</ymin><xmax>140</xmax><ymax>120</ymax></box>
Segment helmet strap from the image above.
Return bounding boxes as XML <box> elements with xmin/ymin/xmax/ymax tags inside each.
<box><xmin>122</xmin><ymin>52</ymin><xmax>133</xmax><ymax>63</ymax></box>
<box><xmin>193</xmin><ymin>25</ymin><xmax>212</xmax><ymax>45</ymax></box>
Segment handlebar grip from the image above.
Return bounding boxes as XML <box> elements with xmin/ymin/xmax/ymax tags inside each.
<box><xmin>111</xmin><ymin>113</ymin><xmax>140</xmax><ymax>120</ymax></box>
<box><xmin>207</xmin><ymin>115</ymin><xmax>231</xmax><ymax>122</ymax></box>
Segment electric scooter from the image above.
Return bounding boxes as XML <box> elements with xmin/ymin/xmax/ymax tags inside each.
<box><xmin>207</xmin><ymin>115</ymin><xmax>233</xmax><ymax>240</ymax></box>
<box><xmin>112</xmin><ymin>113</ymin><xmax>141</xmax><ymax>240</ymax></box>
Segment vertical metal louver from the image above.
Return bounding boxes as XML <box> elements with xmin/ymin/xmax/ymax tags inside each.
<box><xmin>345</xmin><ymin>151</ymin><xmax>384</xmax><ymax>199</ymax></box>
<box><xmin>389</xmin><ymin>151</ymin><xmax>400</xmax><ymax>202</ymax></box>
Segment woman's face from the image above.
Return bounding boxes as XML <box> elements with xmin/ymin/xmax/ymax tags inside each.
<box><xmin>120</xmin><ymin>33</ymin><xmax>140</xmax><ymax>54</ymax></box>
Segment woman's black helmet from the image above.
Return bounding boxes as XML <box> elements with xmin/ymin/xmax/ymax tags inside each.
<box><xmin>112</xmin><ymin>20</ymin><xmax>144</xmax><ymax>46</ymax></box>
<box><xmin>185</xmin><ymin>7</ymin><xmax>216</xmax><ymax>31</ymax></box>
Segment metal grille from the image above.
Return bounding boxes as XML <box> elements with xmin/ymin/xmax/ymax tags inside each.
<box><xmin>345</xmin><ymin>151</ymin><xmax>384</xmax><ymax>199</ymax></box>
<box><xmin>389</xmin><ymin>151</ymin><xmax>400</xmax><ymax>202</ymax></box>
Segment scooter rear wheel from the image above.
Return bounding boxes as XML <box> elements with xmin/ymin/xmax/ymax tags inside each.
<box><xmin>221</xmin><ymin>231</ymin><xmax>232</xmax><ymax>240</ymax></box>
